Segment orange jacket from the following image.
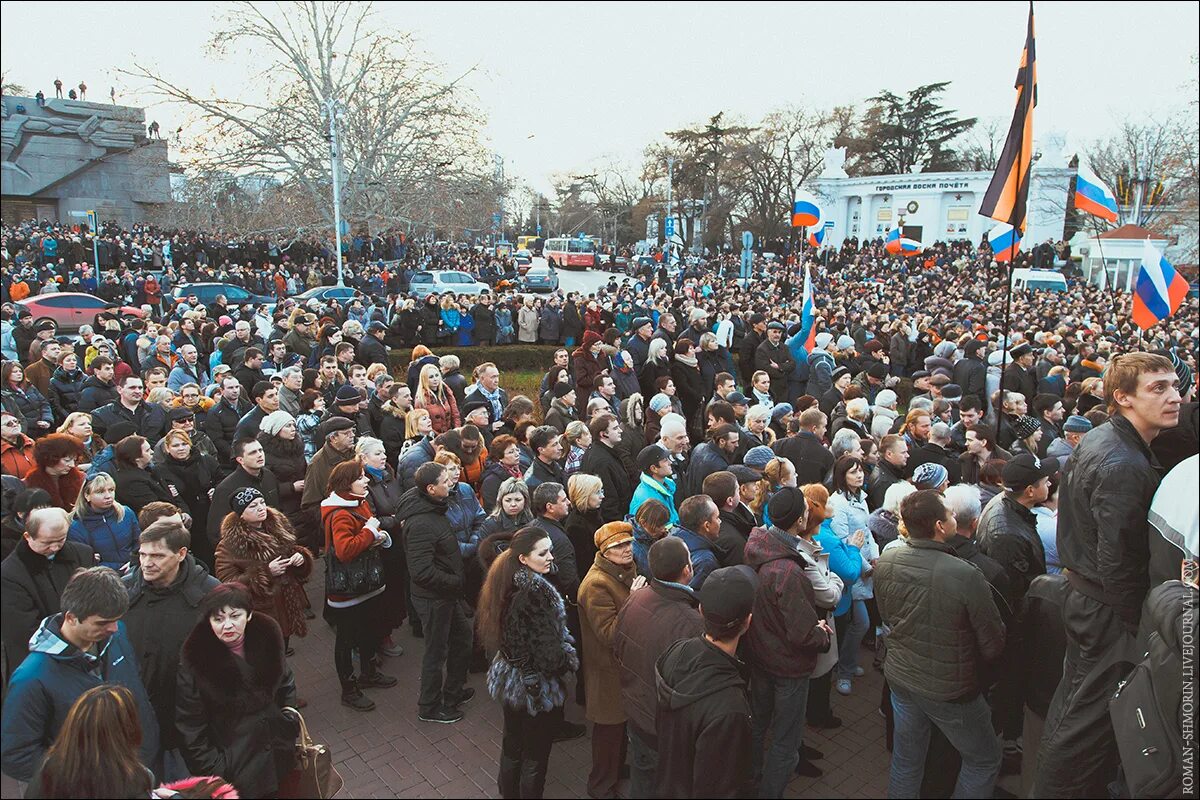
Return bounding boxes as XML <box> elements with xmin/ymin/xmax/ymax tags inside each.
<box><xmin>320</xmin><ymin>492</ymin><xmax>382</xmax><ymax>602</ymax></box>
<box><xmin>0</xmin><ymin>435</ymin><xmax>37</xmax><ymax>478</ymax></box>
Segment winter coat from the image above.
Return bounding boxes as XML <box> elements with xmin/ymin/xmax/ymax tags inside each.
<box><xmin>398</xmin><ymin>486</ymin><xmax>464</xmax><ymax>600</ymax></box>
<box><xmin>814</xmin><ymin>520</ymin><xmax>862</xmax><ymax>617</ymax></box>
<box><xmin>754</xmin><ymin>340</ymin><xmax>796</xmax><ymax>402</ymax></box>
<box><xmin>397</xmin><ymin>436</ymin><xmax>435</xmax><ymax>493</ymax></box>
<box><xmin>671</xmin><ymin>359</ymin><xmax>706</xmax><ymax>422</ymax></box>
<box><xmin>91</xmin><ymin>400</ymin><xmax>168</xmax><ymax>446</ymax></box>
<box><xmin>208</xmin><ymin>466</ymin><xmax>282</xmax><ymax>549</ymax></box>
<box><xmin>561</xmin><ymin>303</ymin><xmax>583</xmax><ymax>342</ymax></box>
<box><xmin>654</xmin><ymin>636</ymin><xmax>753</xmax><ymax>799</ymax></box>
<box><xmin>630</xmin><ymin>473</ymin><xmax>679</xmax><ymax>525</ymax></box>
<box><xmin>114</xmin><ymin>463</ymin><xmax>178</xmax><ymax>516</ymax></box>
<box><xmin>471</xmin><ymin>302</ymin><xmax>496</xmax><ymax>342</ymax></box>
<box><xmin>417</xmin><ymin>388</ymin><xmax>460</xmax><ymax>435</ymax></box>
<box><xmin>580</xmin><ymin>441</ymin><xmax>634</xmax><ymax>523</ymax></box>
<box><xmin>480</xmin><ymin>460</ymin><xmax>521</xmax><ymax>513</ymax></box>
<box><xmin>320</xmin><ymin>491</ymin><xmax>391</xmax><ymax>606</ymax></box>
<box><xmin>772</xmin><ymin>430</ymin><xmax>834</xmax><ymax>487</ymax></box>
<box><xmin>544</xmin><ymin>397</ymin><xmax>576</xmax><ymax>434</ymax></box>
<box><xmin>867</xmin><ymin>459</ymin><xmax>905</xmax><ymax>511</ymax></box>
<box><xmin>952</xmin><ymin>355</ymin><xmax>988</xmax><ymax>409</ymax></box>
<box><xmin>807</xmin><ymin>349</ymin><xmax>835</xmax><ymax>400</ymax></box>
<box><xmin>1</xmin><ymin>616</ymin><xmax>160</xmax><ymax>782</ymax></box>
<box><xmin>2</xmin><ymin>386</ymin><xmax>52</xmax><ymax>435</ymax></box>
<box><xmin>47</xmin><ymin>368</ymin><xmax>84</xmax><ymax>420</ymax></box>
<box><xmin>77</xmin><ymin>374</ymin><xmax>119</xmax><ymax>413</ymax></box>
<box><xmin>671</xmin><ymin>526</ymin><xmax>721</xmax><ymax>591</ymax></box>
<box><xmin>20</xmin><ymin>466</ymin><xmax>85</xmax><ymax>511</ymax></box>
<box><xmin>0</xmin><ymin>538</ymin><xmax>96</xmax><ymax>676</ymax></box>
<box><xmin>524</xmin><ymin>456</ymin><xmax>565</xmax><ymax>494</ymax></box>
<box><xmin>67</xmin><ymin>504</ymin><xmax>140</xmax><ymax>570</ymax></box>
<box><xmin>203</xmin><ymin>397</ymin><xmax>251</xmax><ymax>464</ymax></box>
<box><xmin>257</xmin><ymin>432</ymin><xmax>307</xmax><ymax>523</ymax></box>
<box><xmin>1056</xmin><ymin>414</ymin><xmax>1163</xmax><ymax>632</ymax></box>
<box><xmin>828</xmin><ymin>489</ymin><xmax>877</xmax><ymax>600</ymax></box>
<box><xmin>121</xmin><ymin>556</ymin><xmax>219</xmax><ymax>750</ymax></box>
<box><xmin>714</xmin><ymin>504</ymin><xmax>755</xmax><ymax>567</ymax></box>
<box><xmin>486</xmin><ymin>567</ymin><xmax>579</xmax><ymax>716</ymax></box>
<box><xmin>875</xmin><ymin>537</ymin><xmax>1006</xmax><ymax>701</ymax></box>
<box><xmin>572</xmin><ymin>349</ymin><xmax>606</xmax><ymax>415</ymax></box>
<box><xmin>532</xmin><ymin>516</ymin><xmax>579</xmax><ymax>602</ymax></box>
<box><xmin>538</xmin><ymin>306</ymin><xmax>563</xmax><ymax>342</ymax></box>
<box><xmin>681</xmin><ymin>441</ymin><xmax>730</xmax><ymax>500</ymax></box>
<box><xmin>216</xmin><ymin>509</ymin><xmax>314</xmax><ymax>638</ymax></box>
<box><xmin>517</xmin><ymin>305</ymin><xmax>539</xmax><ymax>343</ymax></box>
<box><xmin>299</xmin><ymin>442</ymin><xmax>353</xmax><ymax>513</ymax></box>
<box><xmin>742</xmin><ymin>526</ymin><xmax>831</xmax><ymax>678</ymax></box>
<box><xmin>446</xmin><ymin>482</ymin><xmax>486</xmax><ymax>560</ymax></box>
<box><xmin>578</xmin><ymin>552</ymin><xmax>638</xmax><ymax>724</ymax></box>
<box><xmin>637</xmin><ymin>358</ymin><xmax>671</xmax><ymax>400</ymax></box>
<box><xmin>156</xmin><ymin>448</ymin><xmax>220</xmax><ymax>536</ymax></box>
<box><xmin>976</xmin><ymin>491</ymin><xmax>1046</xmax><ymax>614</ymax></box>
<box><xmin>175</xmin><ymin>614</ymin><xmax>298</xmax><ymax>800</ymax></box>
<box><xmin>1</xmin><ymin>433</ymin><xmax>36</xmax><ymax>477</ymax></box>
<box><xmin>612</xmin><ymin>578</ymin><xmax>702</xmax><ymax>740</ymax></box>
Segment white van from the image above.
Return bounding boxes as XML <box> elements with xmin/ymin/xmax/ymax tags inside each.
<box><xmin>1012</xmin><ymin>269</ymin><xmax>1068</xmax><ymax>292</ymax></box>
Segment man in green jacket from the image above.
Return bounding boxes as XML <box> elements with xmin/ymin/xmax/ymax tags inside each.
<box><xmin>875</xmin><ymin>489</ymin><xmax>1006</xmax><ymax>799</ymax></box>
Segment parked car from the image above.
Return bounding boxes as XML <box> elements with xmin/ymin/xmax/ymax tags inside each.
<box><xmin>613</xmin><ymin>255</ymin><xmax>629</xmax><ymax>272</ymax></box>
<box><xmin>513</xmin><ymin>250</ymin><xmax>533</xmax><ymax>274</ymax></box>
<box><xmin>171</xmin><ymin>282</ymin><xmax>275</xmax><ymax>308</ymax></box>
<box><xmin>521</xmin><ymin>265</ymin><xmax>560</xmax><ymax>293</ymax></box>
<box><xmin>292</xmin><ymin>285</ymin><xmax>370</xmax><ymax>308</ymax></box>
<box><xmin>408</xmin><ymin>270</ymin><xmax>491</xmax><ymax>300</ymax></box>
<box><xmin>16</xmin><ymin>293</ymin><xmax>146</xmax><ymax>334</ymax></box>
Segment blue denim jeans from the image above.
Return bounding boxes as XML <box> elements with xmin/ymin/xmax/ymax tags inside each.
<box><xmin>628</xmin><ymin>725</ymin><xmax>658</xmax><ymax>799</ymax></box>
<box><xmin>836</xmin><ymin>599</ymin><xmax>869</xmax><ymax>679</ymax></box>
<box><xmin>749</xmin><ymin>667</ymin><xmax>810</xmax><ymax>799</ymax></box>
<box><xmin>888</xmin><ymin>684</ymin><xmax>1001</xmax><ymax>799</ymax></box>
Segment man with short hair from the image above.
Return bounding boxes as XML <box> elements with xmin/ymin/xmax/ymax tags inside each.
<box><xmin>738</xmin><ymin>313</ymin><xmax>767</xmax><ymax>390</ymax></box>
<box><xmin>140</xmin><ymin>335</ymin><xmax>176</xmax><ymax>376</ymax></box>
<box><xmin>277</xmin><ymin>366</ymin><xmax>304</xmax><ymax>417</ymax></box>
<box><xmin>91</xmin><ymin>373</ymin><xmax>168</xmax><ymax>445</ymax></box>
<box><xmin>613</xmin><ymin>536</ymin><xmax>704</xmax><ymax>797</ymax></box>
<box><xmin>948</xmin><ymin>395</ymin><xmax>985</xmax><ymax>453</ymax></box>
<box><xmin>755</xmin><ymin>322</ymin><xmax>796</xmax><ymax>404</ymax></box>
<box><xmin>167</xmin><ymin>343</ymin><xmax>210</xmax><ymax>393</ymax></box>
<box><xmin>580</xmin><ymin>414</ymin><xmax>632</xmax><ymax>522</ymax></box>
<box><xmin>207</xmin><ymin>435</ymin><xmax>282</xmax><ymax>547</ymax></box>
<box><xmin>671</xmin><ymin>495</ymin><xmax>723</xmax><ymax>590</ymax></box>
<box><xmin>122</xmin><ymin>519</ymin><xmax>218</xmax><ymax>771</ymax></box>
<box><xmin>1032</xmin><ymin>394</ymin><xmax>1064</xmax><ymax>458</ymax></box>
<box><xmin>876</xmin><ymin>490</ymin><xmax>1005</xmax><ymax>798</ymax></box>
<box><xmin>284</xmin><ymin>314</ymin><xmax>317</xmax><ymax>363</ymax></box>
<box><xmin>705</xmin><ymin>470</ymin><xmax>755</xmax><ymax>566</ymax></box>
<box><xmin>220</xmin><ymin>320</ymin><xmax>261</xmax><ymax>369</ymax></box>
<box><xmin>233</xmin><ymin>347</ymin><xmax>268</xmax><ymax>398</ymax></box>
<box><xmin>400</xmin><ymin>462</ymin><xmax>473</xmax><ymax>725</ymax></box>
<box><xmin>868</xmin><ymin>434</ymin><xmax>910</xmax><ymax>510</ymax></box>
<box><xmin>524</xmin><ymin>425</ymin><xmax>565</xmax><ymax>492</ymax></box>
<box><xmin>78</xmin><ymin>355</ymin><xmax>119</xmax><ymax>412</ymax></box>
<box><xmin>1034</xmin><ymin>354</ymin><xmax>1181</xmax><ymax>797</ymax></box>
<box><xmin>24</xmin><ymin>339</ymin><xmax>61</xmax><ymax>397</ymax></box>
<box><xmin>0</xmin><ymin>508</ymin><xmax>96</xmax><ymax>676</ymax></box>
<box><xmin>592</xmin><ymin>374</ymin><xmax>620</xmax><ymax>416</ymax></box>
<box><xmin>356</xmin><ymin>320</ymin><xmax>390</xmax><ymax>367</ymax></box>
<box><xmin>234</xmin><ymin>380</ymin><xmax>280</xmax><ymax>440</ymax></box>
<box><xmin>685</xmin><ymin>423</ymin><xmax>740</xmax><ymax>500</ymax></box>
<box><xmin>1</xmin><ymin>566</ymin><xmax>161</xmax><ymax>781</ymax></box>
<box><xmin>773</xmin><ymin>408</ymin><xmax>833</xmax><ymax>485</ymax></box>
<box><xmin>743</xmin><ymin>487</ymin><xmax>835</xmax><ymax>797</ymax></box>
<box><xmin>531</xmin><ymin>482</ymin><xmax>579</xmax><ymax>604</ymax></box>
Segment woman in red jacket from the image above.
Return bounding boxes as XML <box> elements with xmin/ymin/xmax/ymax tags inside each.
<box><xmin>414</xmin><ymin>363</ymin><xmax>460</xmax><ymax>435</ymax></box>
<box><xmin>321</xmin><ymin>459</ymin><xmax>397</xmax><ymax>712</ymax></box>
<box><xmin>22</xmin><ymin>433</ymin><xmax>87</xmax><ymax>510</ymax></box>
<box><xmin>571</xmin><ymin>331</ymin><xmax>607</xmax><ymax>416</ymax></box>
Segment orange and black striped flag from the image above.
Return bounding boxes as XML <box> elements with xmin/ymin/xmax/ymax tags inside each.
<box><xmin>979</xmin><ymin>1</ymin><xmax>1037</xmax><ymax>234</ymax></box>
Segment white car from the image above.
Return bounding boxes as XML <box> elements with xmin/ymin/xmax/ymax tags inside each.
<box><xmin>409</xmin><ymin>270</ymin><xmax>491</xmax><ymax>299</ymax></box>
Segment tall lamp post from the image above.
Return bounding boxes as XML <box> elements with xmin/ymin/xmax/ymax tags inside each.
<box><xmin>665</xmin><ymin>156</ymin><xmax>675</xmax><ymax>265</ymax></box>
<box><xmin>322</xmin><ymin>97</ymin><xmax>347</xmax><ymax>287</ymax></box>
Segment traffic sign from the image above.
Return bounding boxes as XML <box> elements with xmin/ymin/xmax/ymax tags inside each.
<box><xmin>664</xmin><ymin>217</ymin><xmax>675</xmax><ymax>237</ymax></box>
<box><xmin>742</xmin><ymin>231</ymin><xmax>753</xmax><ymax>250</ymax></box>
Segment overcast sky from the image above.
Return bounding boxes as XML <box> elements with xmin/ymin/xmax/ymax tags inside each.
<box><xmin>3</xmin><ymin>1</ymin><xmax>1196</xmax><ymax>194</ymax></box>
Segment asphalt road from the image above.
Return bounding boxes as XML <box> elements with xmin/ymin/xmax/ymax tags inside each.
<box><xmin>526</xmin><ymin>256</ymin><xmax>625</xmax><ymax>297</ymax></box>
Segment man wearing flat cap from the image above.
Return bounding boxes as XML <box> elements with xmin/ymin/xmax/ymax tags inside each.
<box><xmin>1002</xmin><ymin>343</ymin><xmax>1037</xmax><ymax>408</ymax></box>
<box><xmin>626</xmin><ymin>317</ymin><xmax>655</xmax><ymax>372</ymax></box>
<box><xmin>654</xmin><ymin>565</ymin><xmax>756</xmax><ymax>799</ymax></box>
<box><xmin>299</xmin><ymin>416</ymin><xmax>356</xmax><ymax>548</ymax></box>
<box><xmin>754</xmin><ymin>321</ymin><xmax>796</xmax><ymax>404</ymax></box>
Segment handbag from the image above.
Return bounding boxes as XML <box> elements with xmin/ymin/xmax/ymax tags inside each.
<box><xmin>278</xmin><ymin>706</ymin><xmax>343</xmax><ymax>799</ymax></box>
<box><xmin>323</xmin><ymin>509</ymin><xmax>385</xmax><ymax>596</ymax></box>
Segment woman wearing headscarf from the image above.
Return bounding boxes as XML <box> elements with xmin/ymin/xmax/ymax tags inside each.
<box><xmin>216</xmin><ymin>485</ymin><xmax>313</xmax><ymax>653</ymax></box>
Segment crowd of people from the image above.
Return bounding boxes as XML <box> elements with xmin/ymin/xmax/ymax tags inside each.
<box><xmin>1</xmin><ymin>215</ymin><xmax>1196</xmax><ymax>799</ymax></box>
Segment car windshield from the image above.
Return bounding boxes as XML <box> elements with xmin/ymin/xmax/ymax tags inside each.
<box><xmin>411</xmin><ymin>273</ymin><xmax>433</xmax><ymax>283</ymax></box>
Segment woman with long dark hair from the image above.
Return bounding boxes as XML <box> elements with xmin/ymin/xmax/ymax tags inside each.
<box><xmin>112</xmin><ymin>435</ymin><xmax>178</xmax><ymax>516</ymax></box>
<box><xmin>26</xmin><ymin>685</ymin><xmax>154</xmax><ymax>799</ymax></box>
<box><xmin>477</xmin><ymin>526</ymin><xmax>579</xmax><ymax>799</ymax></box>
<box><xmin>2</xmin><ymin>361</ymin><xmax>53</xmax><ymax>438</ymax></box>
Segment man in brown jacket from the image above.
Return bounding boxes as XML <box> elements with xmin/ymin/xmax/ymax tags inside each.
<box><xmin>299</xmin><ymin>417</ymin><xmax>355</xmax><ymax>550</ymax></box>
<box><xmin>613</xmin><ymin>536</ymin><xmax>703</xmax><ymax>797</ymax></box>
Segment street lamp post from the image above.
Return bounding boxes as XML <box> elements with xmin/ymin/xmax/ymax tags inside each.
<box><xmin>665</xmin><ymin>156</ymin><xmax>675</xmax><ymax>265</ymax></box>
<box><xmin>322</xmin><ymin>97</ymin><xmax>347</xmax><ymax>287</ymax></box>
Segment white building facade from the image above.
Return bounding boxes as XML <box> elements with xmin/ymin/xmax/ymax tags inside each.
<box><xmin>811</xmin><ymin>138</ymin><xmax>1074</xmax><ymax>251</ymax></box>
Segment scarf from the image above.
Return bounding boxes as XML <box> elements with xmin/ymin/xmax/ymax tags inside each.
<box><xmin>674</xmin><ymin>353</ymin><xmax>698</xmax><ymax>368</ymax></box>
<box><xmin>365</xmin><ymin>464</ymin><xmax>386</xmax><ymax>482</ymax></box>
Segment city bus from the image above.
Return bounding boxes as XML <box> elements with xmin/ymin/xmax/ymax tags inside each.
<box><xmin>543</xmin><ymin>236</ymin><xmax>596</xmax><ymax>270</ymax></box>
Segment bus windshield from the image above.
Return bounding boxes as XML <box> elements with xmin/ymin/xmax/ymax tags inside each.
<box><xmin>568</xmin><ymin>239</ymin><xmax>595</xmax><ymax>253</ymax></box>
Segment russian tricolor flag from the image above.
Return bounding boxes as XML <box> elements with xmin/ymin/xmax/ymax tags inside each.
<box><xmin>988</xmin><ymin>222</ymin><xmax>1021</xmax><ymax>262</ymax></box>
<box><xmin>792</xmin><ymin>190</ymin><xmax>821</xmax><ymax>228</ymax></box>
<box><xmin>1132</xmin><ymin>240</ymin><xmax>1188</xmax><ymax>330</ymax></box>
<box><xmin>884</xmin><ymin>228</ymin><xmax>923</xmax><ymax>256</ymax></box>
<box><xmin>1074</xmin><ymin>164</ymin><xmax>1119</xmax><ymax>223</ymax></box>
<box><xmin>799</xmin><ymin>265</ymin><xmax>816</xmax><ymax>352</ymax></box>
<box><xmin>808</xmin><ymin>226</ymin><xmax>826</xmax><ymax>248</ymax></box>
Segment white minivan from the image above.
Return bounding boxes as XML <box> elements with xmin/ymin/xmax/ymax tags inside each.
<box><xmin>1012</xmin><ymin>269</ymin><xmax>1068</xmax><ymax>292</ymax></box>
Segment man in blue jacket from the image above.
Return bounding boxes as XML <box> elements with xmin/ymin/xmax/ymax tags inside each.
<box><xmin>1</xmin><ymin>566</ymin><xmax>160</xmax><ymax>781</ymax></box>
<box><xmin>671</xmin><ymin>495</ymin><xmax>722</xmax><ymax>590</ymax></box>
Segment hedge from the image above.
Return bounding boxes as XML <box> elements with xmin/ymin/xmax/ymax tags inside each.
<box><xmin>388</xmin><ymin>344</ymin><xmax>564</xmax><ymax>375</ymax></box>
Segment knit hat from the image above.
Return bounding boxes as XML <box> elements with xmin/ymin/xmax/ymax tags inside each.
<box><xmin>230</xmin><ymin>486</ymin><xmax>264</xmax><ymax>515</ymax></box>
<box><xmin>594</xmin><ymin>521</ymin><xmax>634</xmax><ymax>553</ymax></box>
<box><xmin>836</xmin><ymin>335</ymin><xmax>855</xmax><ymax>351</ymax></box>
<box><xmin>770</xmin><ymin>403</ymin><xmax>794</xmax><ymax>421</ymax></box>
<box><xmin>767</xmin><ymin>486</ymin><xmax>807</xmax><ymax>530</ymax></box>
<box><xmin>831</xmin><ymin>366</ymin><xmax>849</xmax><ymax>382</ymax></box>
<box><xmin>863</xmin><ymin>339</ymin><xmax>884</xmax><ymax>354</ymax></box>
<box><xmin>335</xmin><ymin>385</ymin><xmax>362</xmax><ymax>405</ymax></box>
<box><xmin>934</xmin><ymin>340</ymin><xmax>957</xmax><ymax>360</ymax></box>
<box><xmin>1167</xmin><ymin>350</ymin><xmax>1195</xmax><ymax>392</ymax></box>
<box><xmin>259</xmin><ymin>410</ymin><xmax>295</xmax><ymax>436</ymax></box>
<box><xmin>815</xmin><ymin>332</ymin><xmax>833</xmax><ymax>350</ymax></box>
<box><xmin>867</xmin><ymin>362</ymin><xmax>889</xmax><ymax>380</ymax></box>
<box><xmin>106</xmin><ymin>421</ymin><xmax>138</xmax><ymax>443</ymax></box>
<box><xmin>875</xmin><ymin>389</ymin><xmax>898</xmax><ymax>409</ymax></box>
<box><xmin>637</xmin><ymin>444</ymin><xmax>670</xmax><ymax>474</ymax></box>
<box><xmin>648</xmin><ymin>393</ymin><xmax>672</xmax><ymax>414</ymax></box>
<box><xmin>744</xmin><ymin>445</ymin><xmax>775</xmax><ymax>471</ymax></box>
<box><xmin>698</xmin><ymin>565</ymin><xmax>758</xmax><ymax>633</ymax></box>
<box><xmin>1062</xmin><ymin>414</ymin><xmax>1092</xmax><ymax>434</ymax></box>
<box><xmin>1012</xmin><ymin>414</ymin><xmax>1041</xmax><ymax>440</ymax></box>
<box><xmin>912</xmin><ymin>462</ymin><xmax>949</xmax><ymax>490</ymax></box>
<box><xmin>552</xmin><ymin>382</ymin><xmax>575</xmax><ymax>399</ymax></box>
<box><xmin>987</xmin><ymin>350</ymin><xmax>1005</xmax><ymax>367</ymax></box>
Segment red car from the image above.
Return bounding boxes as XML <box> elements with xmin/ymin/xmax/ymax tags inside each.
<box><xmin>17</xmin><ymin>293</ymin><xmax>147</xmax><ymax>334</ymax></box>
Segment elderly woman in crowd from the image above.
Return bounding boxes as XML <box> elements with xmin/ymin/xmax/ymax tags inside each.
<box><xmin>216</xmin><ymin>486</ymin><xmax>313</xmax><ymax>653</ymax></box>
<box><xmin>22</xmin><ymin>433</ymin><xmax>87</xmax><ymax>510</ymax></box>
<box><xmin>355</xmin><ymin>436</ymin><xmax>407</xmax><ymax>657</ymax></box>
<box><xmin>480</xmin><ymin>434</ymin><xmax>524</xmax><ymax>513</ymax></box>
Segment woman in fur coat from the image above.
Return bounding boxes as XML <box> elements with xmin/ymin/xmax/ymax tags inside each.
<box><xmin>215</xmin><ymin>487</ymin><xmax>314</xmax><ymax>646</ymax></box>
<box><xmin>176</xmin><ymin>583</ymin><xmax>299</xmax><ymax>799</ymax></box>
<box><xmin>477</xmin><ymin>526</ymin><xmax>580</xmax><ymax>799</ymax></box>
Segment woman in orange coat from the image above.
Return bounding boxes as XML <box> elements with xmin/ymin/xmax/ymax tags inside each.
<box><xmin>320</xmin><ymin>459</ymin><xmax>397</xmax><ymax>712</ymax></box>
<box><xmin>413</xmin><ymin>362</ymin><xmax>460</xmax><ymax>435</ymax></box>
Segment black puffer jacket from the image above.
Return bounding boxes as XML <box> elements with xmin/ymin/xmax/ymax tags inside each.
<box><xmin>976</xmin><ymin>491</ymin><xmax>1046</xmax><ymax>612</ymax></box>
<box><xmin>204</xmin><ymin>397</ymin><xmax>251</xmax><ymax>465</ymax></box>
<box><xmin>48</xmin><ymin>368</ymin><xmax>84</xmax><ymax>420</ymax></box>
<box><xmin>398</xmin><ymin>486</ymin><xmax>464</xmax><ymax>600</ymax></box>
<box><xmin>579</xmin><ymin>441</ymin><xmax>633</xmax><ymax>523</ymax></box>
<box><xmin>257</xmin><ymin>432</ymin><xmax>307</xmax><ymax>522</ymax></box>
<box><xmin>875</xmin><ymin>537</ymin><xmax>1006</xmax><ymax>701</ymax></box>
<box><xmin>77</xmin><ymin>375</ymin><xmax>118</xmax><ymax>413</ymax></box>
<box><xmin>91</xmin><ymin>400</ymin><xmax>168</xmax><ymax>446</ymax></box>
<box><xmin>155</xmin><ymin>449</ymin><xmax>219</xmax><ymax>537</ymax></box>
<box><xmin>1056</xmin><ymin>414</ymin><xmax>1163</xmax><ymax>631</ymax></box>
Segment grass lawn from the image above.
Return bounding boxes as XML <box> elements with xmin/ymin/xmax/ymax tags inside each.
<box><xmin>500</xmin><ymin>371</ymin><xmax>545</xmax><ymax>423</ymax></box>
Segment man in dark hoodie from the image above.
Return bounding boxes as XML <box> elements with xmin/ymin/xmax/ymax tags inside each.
<box><xmin>399</xmin><ymin>461</ymin><xmax>473</xmax><ymax>725</ymax></box>
<box><xmin>654</xmin><ymin>565</ymin><xmax>756</xmax><ymax>799</ymax></box>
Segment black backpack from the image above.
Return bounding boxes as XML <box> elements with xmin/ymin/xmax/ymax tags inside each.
<box><xmin>1109</xmin><ymin>581</ymin><xmax>1193</xmax><ymax>798</ymax></box>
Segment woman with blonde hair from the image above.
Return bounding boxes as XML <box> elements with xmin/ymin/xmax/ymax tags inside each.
<box><xmin>562</xmin><ymin>420</ymin><xmax>591</xmax><ymax>479</ymax></box>
<box><xmin>402</xmin><ymin>407</ymin><xmax>434</xmax><ymax>456</ymax></box>
<box><xmin>750</xmin><ymin>456</ymin><xmax>797</xmax><ymax>526</ymax></box>
<box><xmin>414</xmin><ymin>363</ymin><xmax>460</xmax><ymax>435</ymax></box>
<box><xmin>57</xmin><ymin>411</ymin><xmax>105</xmax><ymax>466</ymax></box>
<box><xmin>565</xmin><ymin>473</ymin><xmax>605</xmax><ymax>586</ymax></box>
<box><xmin>27</xmin><ymin>684</ymin><xmax>154</xmax><ymax>799</ymax></box>
<box><xmin>744</xmin><ymin>404</ymin><xmax>776</xmax><ymax>448</ymax></box>
<box><xmin>480</xmin><ymin>477</ymin><xmax>534</xmax><ymax>543</ymax></box>
<box><xmin>68</xmin><ymin>472</ymin><xmax>140</xmax><ymax>569</ymax></box>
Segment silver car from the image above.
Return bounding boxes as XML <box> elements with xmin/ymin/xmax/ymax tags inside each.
<box><xmin>521</xmin><ymin>265</ymin><xmax>560</xmax><ymax>292</ymax></box>
<box><xmin>408</xmin><ymin>270</ymin><xmax>491</xmax><ymax>299</ymax></box>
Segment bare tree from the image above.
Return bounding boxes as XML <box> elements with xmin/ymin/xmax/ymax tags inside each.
<box><xmin>961</xmin><ymin>116</ymin><xmax>1006</xmax><ymax>171</ymax></box>
<box><xmin>122</xmin><ymin>1</ymin><xmax>497</xmax><ymax>238</ymax></box>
